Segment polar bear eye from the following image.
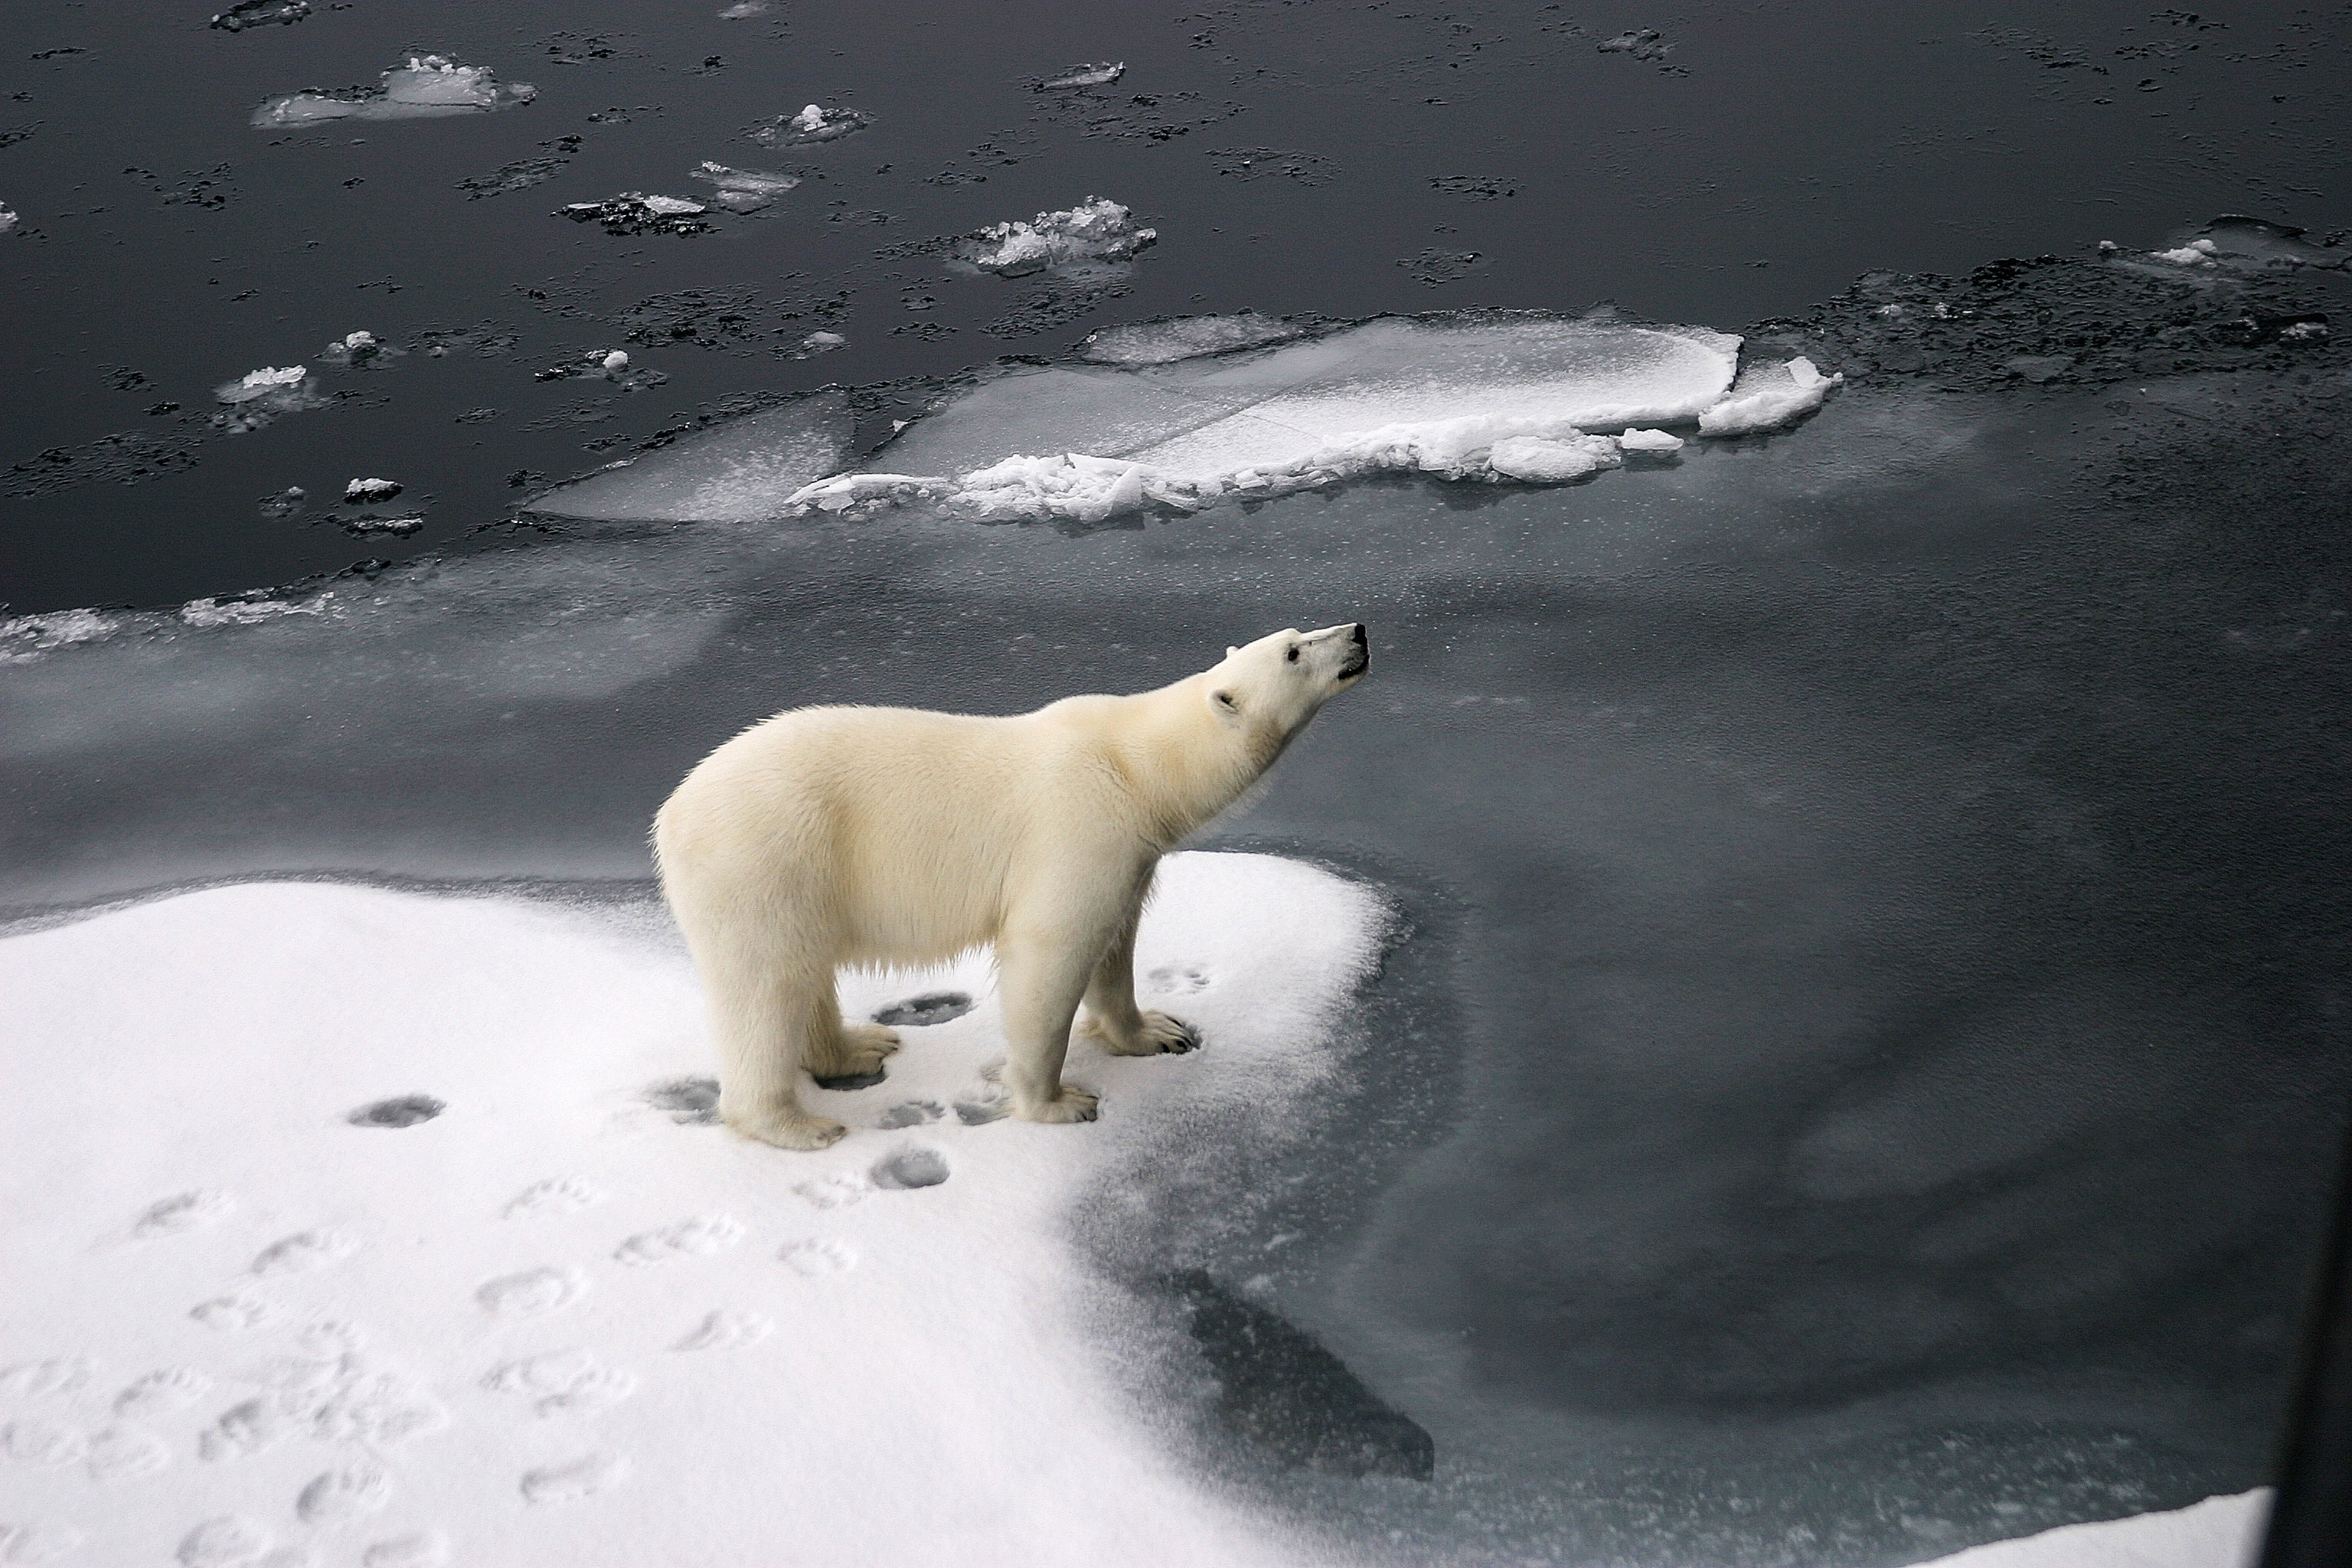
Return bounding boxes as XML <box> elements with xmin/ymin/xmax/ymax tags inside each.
<box><xmin>1285</xmin><ymin>646</ymin><xmax>1300</xmax><ymax>662</ymax></box>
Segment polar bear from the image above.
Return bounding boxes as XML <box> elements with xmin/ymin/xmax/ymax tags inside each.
<box><xmin>653</xmin><ymin>622</ymin><xmax>1371</xmax><ymax>1150</ymax></box>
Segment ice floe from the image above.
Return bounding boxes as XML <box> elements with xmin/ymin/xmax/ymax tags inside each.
<box><xmin>691</xmin><ymin>162</ymin><xmax>799</xmax><ymax>212</ymax></box>
<box><xmin>531</xmin><ymin>393</ymin><xmax>853</xmax><ymax>524</ymax></box>
<box><xmin>960</xmin><ymin>197</ymin><xmax>1156</xmax><ymax>277</ymax></box>
<box><xmin>344</xmin><ymin>478</ymin><xmax>400</xmax><ymax>504</ymax></box>
<box><xmin>1080</xmin><ymin>312</ymin><xmax>1304</xmax><ymax>365</ymax></box>
<box><xmin>717</xmin><ymin>0</ymin><xmax>769</xmax><ymax>15</ymax></box>
<box><xmin>1694</xmin><ymin>355</ymin><xmax>1842</xmax><ymax>436</ymax></box>
<box><xmin>211</xmin><ymin>364</ymin><xmax>326</xmax><ymax>432</ymax></box>
<box><xmin>1038</xmin><ymin>62</ymin><xmax>1126</xmax><ymax>90</ymax></box>
<box><xmin>746</xmin><ymin>103</ymin><xmax>870</xmax><ymax>148</ymax></box>
<box><xmin>0</xmin><ymin>609</ymin><xmax>116</xmax><ymax>664</ymax></box>
<box><xmin>557</xmin><ymin>194</ymin><xmax>711</xmax><ymax>237</ymax></box>
<box><xmin>796</xmin><ymin>331</ymin><xmax>847</xmax><ymax>356</ymax></box>
<box><xmin>0</xmin><ymin>853</ymin><xmax>1381</xmax><ymax>1566</ymax></box>
<box><xmin>215</xmin><ymin>365</ymin><xmax>309</xmax><ymax>406</ymax></box>
<box><xmin>211</xmin><ymin>0</ymin><xmax>308</xmax><ymax>30</ymax></box>
<box><xmin>532</xmin><ymin>314</ymin><xmax>1840</xmax><ymax>527</ymax></box>
<box><xmin>0</xmin><ymin>204</ymin><xmax>19</xmax><ymax>236</ymax></box>
<box><xmin>250</xmin><ymin>56</ymin><xmax>536</xmax><ymax>128</ymax></box>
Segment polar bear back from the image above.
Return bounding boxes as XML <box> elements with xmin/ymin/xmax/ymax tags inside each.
<box><xmin>655</xmin><ymin>703</ymin><xmax>1138</xmax><ymax>968</ymax></box>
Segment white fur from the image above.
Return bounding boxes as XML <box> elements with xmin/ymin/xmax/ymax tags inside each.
<box><xmin>654</xmin><ymin>623</ymin><xmax>1370</xmax><ymax>1150</ymax></box>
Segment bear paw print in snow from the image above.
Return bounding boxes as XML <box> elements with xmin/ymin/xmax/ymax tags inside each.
<box><xmin>612</xmin><ymin>1216</ymin><xmax>743</xmax><ymax>1266</ymax></box>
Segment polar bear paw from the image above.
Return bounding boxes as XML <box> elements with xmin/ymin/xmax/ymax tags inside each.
<box><xmin>1082</xmin><ymin>1010</ymin><xmax>1200</xmax><ymax>1057</ymax></box>
<box><xmin>809</xmin><ymin>1023</ymin><xmax>901</xmax><ymax>1087</ymax></box>
<box><xmin>1015</xmin><ymin>1086</ymin><xmax>1100</xmax><ymax>1125</ymax></box>
<box><xmin>728</xmin><ymin>1109</ymin><xmax>849</xmax><ymax>1152</ymax></box>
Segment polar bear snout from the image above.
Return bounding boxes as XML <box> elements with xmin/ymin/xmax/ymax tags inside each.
<box><xmin>1337</xmin><ymin>622</ymin><xmax>1370</xmax><ymax>681</ymax></box>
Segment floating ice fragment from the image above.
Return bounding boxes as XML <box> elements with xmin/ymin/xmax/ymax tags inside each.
<box><xmin>557</xmin><ymin>194</ymin><xmax>712</xmax><ymax>236</ymax></box>
<box><xmin>252</xmin><ymin>55</ymin><xmax>535</xmax><ymax>127</ymax></box>
<box><xmin>2281</xmin><ymin>319</ymin><xmax>2328</xmax><ymax>341</ymax></box>
<box><xmin>1694</xmin><ymin>355</ymin><xmax>1842</xmax><ymax>436</ymax></box>
<box><xmin>212</xmin><ymin>0</ymin><xmax>309</xmax><ymax>31</ymax></box>
<box><xmin>1038</xmin><ymin>62</ymin><xmax>1125</xmax><ymax>90</ymax></box>
<box><xmin>1081</xmin><ymin>312</ymin><xmax>1303</xmax><ymax>364</ymax></box>
<box><xmin>344</xmin><ymin>477</ymin><xmax>400</xmax><ymax>503</ymax></box>
<box><xmin>691</xmin><ymin>161</ymin><xmax>799</xmax><ymax>211</ymax></box>
<box><xmin>961</xmin><ymin>197</ymin><xmax>1156</xmax><ymax>277</ymax></box>
<box><xmin>717</xmin><ymin>0</ymin><xmax>769</xmax><ymax>15</ymax></box>
<box><xmin>0</xmin><ymin>204</ymin><xmax>18</xmax><ymax>236</ymax></box>
<box><xmin>216</xmin><ymin>366</ymin><xmax>308</xmax><ymax>404</ymax></box>
<box><xmin>1617</xmin><ymin>426</ymin><xmax>1685</xmax><ymax>452</ymax></box>
<box><xmin>319</xmin><ymin>329</ymin><xmax>390</xmax><ymax>367</ymax></box>
<box><xmin>334</xmin><ymin>514</ymin><xmax>423</xmax><ymax>537</ymax></box>
<box><xmin>601</xmin><ymin>350</ymin><xmax>629</xmax><ymax>372</ymax></box>
<box><xmin>799</xmin><ymin>330</ymin><xmax>847</xmax><ymax>354</ymax></box>
<box><xmin>2153</xmin><ymin>242</ymin><xmax>2217</xmax><ymax>266</ymax></box>
<box><xmin>747</xmin><ymin>103</ymin><xmax>871</xmax><ymax>147</ymax></box>
<box><xmin>1487</xmin><ymin>433</ymin><xmax>1622</xmax><ymax>484</ymax></box>
<box><xmin>179</xmin><ymin>593</ymin><xmax>332</xmax><ymax>629</ymax></box>
<box><xmin>1597</xmin><ymin>28</ymin><xmax>1674</xmax><ymax>62</ymax></box>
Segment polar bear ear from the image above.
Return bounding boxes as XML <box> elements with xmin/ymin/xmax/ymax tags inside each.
<box><xmin>1210</xmin><ymin>687</ymin><xmax>1242</xmax><ymax>723</ymax></box>
<box><xmin>1225</xmin><ymin>645</ymin><xmax>1239</xmax><ymax>658</ymax></box>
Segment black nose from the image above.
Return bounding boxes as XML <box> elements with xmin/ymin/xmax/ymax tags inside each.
<box><xmin>1350</xmin><ymin>623</ymin><xmax>1367</xmax><ymax>648</ymax></box>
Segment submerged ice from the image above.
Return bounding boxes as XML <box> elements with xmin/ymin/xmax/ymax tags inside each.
<box><xmin>250</xmin><ymin>56</ymin><xmax>536</xmax><ymax>128</ymax></box>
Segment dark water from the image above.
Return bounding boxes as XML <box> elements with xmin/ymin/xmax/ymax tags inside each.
<box><xmin>5</xmin><ymin>2</ymin><xmax>2352</xmax><ymax>1565</ymax></box>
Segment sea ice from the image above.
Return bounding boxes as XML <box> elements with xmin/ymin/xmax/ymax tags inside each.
<box><xmin>797</xmin><ymin>330</ymin><xmax>847</xmax><ymax>355</ymax></box>
<box><xmin>319</xmin><ymin>329</ymin><xmax>391</xmax><ymax>367</ymax></box>
<box><xmin>2154</xmin><ymin>239</ymin><xmax>2220</xmax><ymax>266</ymax></box>
<box><xmin>691</xmin><ymin>161</ymin><xmax>799</xmax><ymax>212</ymax></box>
<box><xmin>214</xmin><ymin>365</ymin><xmax>309</xmax><ymax>405</ymax></box>
<box><xmin>746</xmin><ymin>103</ymin><xmax>871</xmax><ymax>148</ymax></box>
<box><xmin>961</xmin><ymin>198</ymin><xmax>1156</xmax><ymax>277</ymax></box>
<box><xmin>0</xmin><ymin>853</ymin><xmax>1382</xmax><ymax>1566</ymax></box>
<box><xmin>1617</xmin><ymin>426</ymin><xmax>1684</xmax><ymax>452</ymax></box>
<box><xmin>717</xmin><ymin>0</ymin><xmax>769</xmax><ymax>15</ymax></box>
<box><xmin>251</xmin><ymin>56</ymin><xmax>536</xmax><ymax>128</ymax></box>
<box><xmin>557</xmin><ymin>194</ymin><xmax>712</xmax><ymax>236</ymax></box>
<box><xmin>601</xmin><ymin>350</ymin><xmax>629</xmax><ymax>372</ymax></box>
<box><xmin>211</xmin><ymin>0</ymin><xmax>309</xmax><ymax>31</ymax></box>
<box><xmin>1919</xmin><ymin>1490</ymin><xmax>2265</xmax><ymax>1567</ymax></box>
<box><xmin>0</xmin><ymin>204</ymin><xmax>19</xmax><ymax>236</ymax></box>
<box><xmin>529</xmin><ymin>392</ymin><xmax>853</xmax><ymax>523</ymax></box>
<box><xmin>1080</xmin><ymin>312</ymin><xmax>1305</xmax><ymax>365</ymax></box>
<box><xmin>0</xmin><ymin>609</ymin><xmax>116</xmax><ymax>662</ymax></box>
<box><xmin>1693</xmin><ymin>354</ymin><xmax>1842</xmax><ymax>436</ymax></box>
<box><xmin>1038</xmin><ymin>62</ymin><xmax>1126</xmax><ymax>90</ymax></box>
<box><xmin>344</xmin><ymin>478</ymin><xmax>400</xmax><ymax>503</ymax></box>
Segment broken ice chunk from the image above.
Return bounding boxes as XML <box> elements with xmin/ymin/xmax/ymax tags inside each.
<box><xmin>960</xmin><ymin>197</ymin><xmax>1156</xmax><ymax>277</ymax></box>
<box><xmin>216</xmin><ymin>365</ymin><xmax>311</xmax><ymax>404</ymax></box>
<box><xmin>319</xmin><ymin>329</ymin><xmax>396</xmax><ymax>368</ymax></box>
<box><xmin>1037</xmin><ymin>62</ymin><xmax>1125</xmax><ymax>90</ymax></box>
<box><xmin>1486</xmin><ymin>433</ymin><xmax>1622</xmax><ymax>485</ymax></box>
<box><xmin>691</xmin><ymin>161</ymin><xmax>800</xmax><ymax>212</ymax></box>
<box><xmin>601</xmin><ymin>350</ymin><xmax>630</xmax><ymax>372</ymax></box>
<box><xmin>1081</xmin><ymin>312</ymin><xmax>1302</xmax><ymax>365</ymax></box>
<box><xmin>344</xmin><ymin>478</ymin><xmax>401</xmax><ymax>503</ymax></box>
<box><xmin>798</xmin><ymin>331</ymin><xmax>847</xmax><ymax>355</ymax></box>
<box><xmin>2153</xmin><ymin>242</ymin><xmax>2217</xmax><ymax>266</ymax></box>
<box><xmin>0</xmin><ymin>204</ymin><xmax>18</xmax><ymax>235</ymax></box>
<box><xmin>1694</xmin><ymin>356</ymin><xmax>1842</xmax><ymax>436</ymax></box>
<box><xmin>252</xmin><ymin>55</ymin><xmax>536</xmax><ymax>127</ymax></box>
<box><xmin>332</xmin><ymin>514</ymin><xmax>423</xmax><ymax>537</ymax></box>
<box><xmin>557</xmin><ymin>194</ymin><xmax>712</xmax><ymax>236</ymax></box>
<box><xmin>746</xmin><ymin>104</ymin><xmax>871</xmax><ymax>148</ymax></box>
<box><xmin>717</xmin><ymin>1</ymin><xmax>769</xmax><ymax>15</ymax></box>
<box><xmin>211</xmin><ymin>0</ymin><xmax>309</xmax><ymax>30</ymax></box>
<box><xmin>1616</xmin><ymin>426</ymin><xmax>1685</xmax><ymax>452</ymax></box>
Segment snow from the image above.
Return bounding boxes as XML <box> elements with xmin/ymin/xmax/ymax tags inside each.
<box><xmin>529</xmin><ymin>393</ymin><xmax>853</xmax><ymax>524</ymax></box>
<box><xmin>961</xmin><ymin>198</ymin><xmax>1158</xmax><ymax>277</ymax></box>
<box><xmin>1618</xmin><ymin>426</ymin><xmax>1685</xmax><ymax>452</ymax></box>
<box><xmin>690</xmin><ymin>162</ymin><xmax>798</xmax><ymax>213</ymax></box>
<box><xmin>0</xmin><ymin>609</ymin><xmax>117</xmax><ymax>662</ymax></box>
<box><xmin>1694</xmin><ymin>355</ymin><xmax>1843</xmax><ymax>436</ymax></box>
<box><xmin>1919</xmin><ymin>1491</ymin><xmax>2265</xmax><ymax>1568</ymax></box>
<box><xmin>2154</xmin><ymin>242</ymin><xmax>2218</xmax><ymax>266</ymax></box>
<box><xmin>343</xmin><ymin>479</ymin><xmax>400</xmax><ymax>504</ymax></box>
<box><xmin>177</xmin><ymin>594</ymin><xmax>332</xmax><ymax>629</ymax></box>
<box><xmin>214</xmin><ymin>368</ymin><xmax>309</xmax><ymax>406</ymax></box>
<box><xmin>1039</xmin><ymin>63</ymin><xmax>1126</xmax><ymax>90</ymax></box>
<box><xmin>251</xmin><ymin>57</ymin><xmax>535</xmax><ymax>128</ymax></box>
<box><xmin>1080</xmin><ymin>312</ymin><xmax>1305</xmax><ymax>365</ymax></box>
<box><xmin>599</xmin><ymin>351</ymin><xmax>629</xmax><ymax>373</ymax></box>
<box><xmin>0</xmin><ymin>852</ymin><xmax>1382</xmax><ymax>1567</ymax></box>
<box><xmin>798</xmin><ymin>331</ymin><xmax>846</xmax><ymax>355</ymax></box>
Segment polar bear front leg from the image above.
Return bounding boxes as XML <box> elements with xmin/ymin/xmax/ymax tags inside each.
<box><xmin>706</xmin><ymin>962</ymin><xmax>850</xmax><ymax>1151</ymax></box>
<box><xmin>995</xmin><ymin>921</ymin><xmax>1109</xmax><ymax>1125</ymax></box>
<box><xmin>1077</xmin><ymin>896</ymin><xmax>1200</xmax><ymax>1057</ymax></box>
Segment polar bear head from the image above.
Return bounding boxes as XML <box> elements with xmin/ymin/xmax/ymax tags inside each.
<box><xmin>1207</xmin><ymin>622</ymin><xmax>1369</xmax><ymax>756</ymax></box>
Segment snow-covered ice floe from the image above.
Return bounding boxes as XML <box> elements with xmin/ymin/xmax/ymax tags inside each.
<box><xmin>557</xmin><ymin>194</ymin><xmax>711</xmax><ymax>237</ymax></box>
<box><xmin>960</xmin><ymin>197</ymin><xmax>1157</xmax><ymax>277</ymax></box>
<box><xmin>1038</xmin><ymin>62</ymin><xmax>1126</xmax><ymax>90</ymax></box>
<box><xmin>746</xmin><ymin>103</ymin><xmax>870</xmax><ymax>148</ymax></box>
<box><xmin>0</xmin><ymin>853</ymin><xmax>1383</xmax><ymax>1567</ymax></box>
<box><xmin>1918</xmin><ymin>1491</ymin><xmax>2266</xmax><ymax>1568</ymax></box>
<box><xmin>531</xmin><ymin>313</ymin><xmax>1840</xmax><ymax>528</ymax></box>
<box><xmin>250</xmin><ymin>56</ymin><xmax>536</xmax><ymax>128</ymax></box>
<box><xmin>211</xmin><ymin>365</ymin><xmax>327</xmax><ymax>432</ymax></box>
<box><xmin>0</xmin><ymin>608</ymin><xmax>117</xmax><ymax>664</ymax></box>
<box><xmin>690</xmin><ymin>162</ymin><xmax>799</xmax><ymax>213</ymax></box>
